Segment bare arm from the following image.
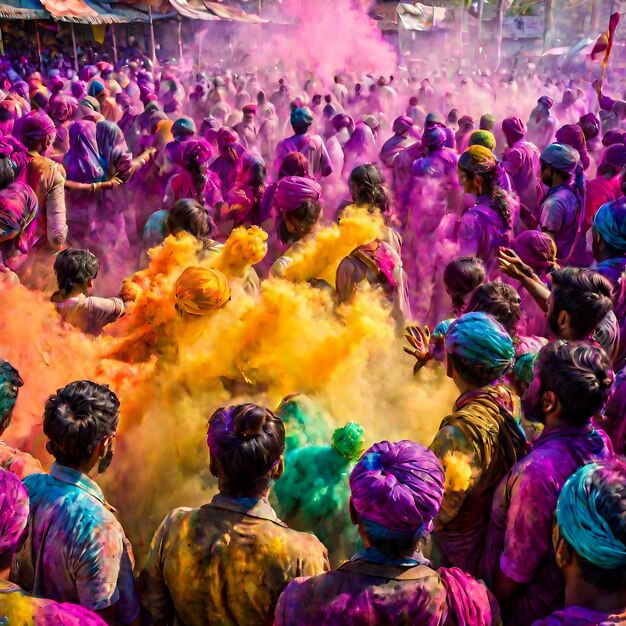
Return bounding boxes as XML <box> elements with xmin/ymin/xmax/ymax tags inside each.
<box><xmin>498</xmin><ymin>247</ymin><xmax>550</xmax><ymax>312</ymax></box>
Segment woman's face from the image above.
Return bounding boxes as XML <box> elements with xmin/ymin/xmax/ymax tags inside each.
<box><xmin>458</xmin><ymin>167</ymin><xmax>479</xmax><ymax>195</ymax></box>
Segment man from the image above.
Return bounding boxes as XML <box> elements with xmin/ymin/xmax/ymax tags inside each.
<box><xmin>234</xmin><ymin>103</ymin><xmax>258</xmax><ymax>150</ymax></box>
<box><xmin>535</xmin><ymin>460</ymin><xmax>626</xmax><ymax>625</ymax></box>
<box><xmin>274</xmin><ymin>440</ymin><xmax>500</xmax><ymax>625</ymax></box>
<box><xmin>539</xmin><ymin>143</ymin><xmax>583</xmax><ymax>262</ymax></box>
<box><xmin>406</xmin><ymin>312</ymin><xmax>527</xmax><ymax>575</ymax></box>
<box><xmin>11</xmin><ymin>381</ymin><xmax>139</xmax><ymax>626</ymax></box>
<box><xmin>482</xmin><ymin>341</ymin><xmax>614</xmax><ymax>625</ymax></box>
<box><xmin>592</xmin><ymin>199</ymin><xmax>626</xmax><ymax>285</ymax></box>
<box><xmin>0</xmin><ymin>359</ymin><xmax>42</xmax><ymax>478</ymax></box>
<box><xmin>275</xmin><ymin>107</ymin><xmax>333</xmax><ymax>180</ymax></box>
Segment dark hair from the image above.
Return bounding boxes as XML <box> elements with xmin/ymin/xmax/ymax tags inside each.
<box><xmin>167</xmin><ymin>199</ymin><xmax>215</xmax><ymax>242</ymax></box>
<box><xmin>278</xmin><ymin>199</ymin><xmax>322</xmax><ymax>245</ymax></box>
<box><xmin>0</xmin><ymin>154</ymin><xmax>15</xmax><ymax>191</ymax></box>
<box><xmin>461</xmin><ymin>167</ymin><xmax>513</xmax><ymax>230</ymax></box>
<box><xmin>278</xmin><ymin>152</ymin><xmax>309</xmax><ymax>179</ymax></box>
<box><xmin>43</xmin><ymin>380</ymin><xmax>120</xmax><ymax>467</ymax></box>
<box><xmin>207</xmin><ymin>403</ymin><xmax>285</xmax><ymax>496</ymax></box>
<box><xmin>464</xmin><ymin>282</ymin><xmax>522</xmax><ymax>334</ymax></box>
<box><xmin>184</xmin><ymin>157</ymin><xmax>208</xmax><ymax>205</ymax></box>
<box><xmin>550</xmin><ymin>268</ymin><xmax>614</xmax><ymax>339</ymax></box>
<box><xmin>53</xmin><ymin>249</ymin><xmax>100</xmax><ymax>293</ymax></box>
<box><xmin>443</xmin><ymin>257</ymin><xmax>486</xmax><ymax>311</ymax></box>
<box><xmin>537</xmin><ymin>341</ymin><xmax>613</xmax><ymax>426</ymax></box>
<box><xmin>349</xmin><ymin>163</ymin><xmax>390</xmax><ymax>215</ymax></box>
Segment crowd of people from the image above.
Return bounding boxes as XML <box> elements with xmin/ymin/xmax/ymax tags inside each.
<box><xmin>0</xmin><ymin>28</ymin><xmax>624</xmax><ymax>626</ymax></box>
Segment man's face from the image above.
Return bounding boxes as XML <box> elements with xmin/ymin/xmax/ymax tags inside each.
<box><xmin>521</xmin><ymin>375</ymin><xmax>546</xmax><ymax>424</ymax></box>
<box><xmin>97</xmin><ymin>436</ymin><xmax>115</xmax><ymax>474</ymax></box>
<box><xmin>540</xmin><ymin>160</ymin><xmax>553</xmax><ymax>187</ymax></box>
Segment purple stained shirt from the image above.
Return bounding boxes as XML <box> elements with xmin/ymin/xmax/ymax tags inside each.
<box><xmin>274</xmin><ymin>559</ymin><xmax>500</xmax><ymax>626</ymax></box>
<box><xmin>539</xmin><ymin>184</ymin><xmax>582</xmax><ymax>261</ymax></box>
<box><xmin>533</xmin><ymin>606</ymin><xmax>626</xmax><ymax>625</ymax></box>
<box><xmin>502</xmin><ymin>140</ymin><xmax>543</xmax><ymax>223</ymax></box>
<box><xmin>481</xmin><ymin>424</ymin><xmax>613</xmax><ymax>626</ymax></box>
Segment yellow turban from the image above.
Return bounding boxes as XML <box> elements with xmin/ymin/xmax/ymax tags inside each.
<box><xmin>175</xmin><ymin>267</ymin><xmax>231</xmax><ymax>316</ymax></box>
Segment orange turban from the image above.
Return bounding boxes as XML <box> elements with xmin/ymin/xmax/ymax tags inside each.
<box><xmin>175</xmin><ymin>267</ymin><xmax>231</xmax><ymax>316</ymax></box>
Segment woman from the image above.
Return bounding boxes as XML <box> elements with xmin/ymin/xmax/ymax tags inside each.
<box><xmin>140</xmin><ymin>403</ymin><xmax>329</xmax><ymax>626</ymax></box>
<box><xmin>527</xmin><ymin>96</ymin><xmax>558</xmax><ymax>151</ymax></box>
<box><xmin>457</xmin><ymin>145</ymin><xmax>516</xmax><ymax>278</ymax></box>
<box><xmin>209</xmin><ymin>127</ymin><xmax>246</xmax><ymax>197</ymax></box>
<box><xmin>222</xmin><ymin>152</ymin><xmax>266</xmax><ymax>233</ymax></box>
<box><xmin>46</xmin><ymin>93</ymin><xmax>77</xmax><ymax>162</ymax></box>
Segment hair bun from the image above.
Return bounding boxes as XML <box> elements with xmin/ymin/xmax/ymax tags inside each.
<box><xmin>235</xmin><ymin>404</ymin><xmax>267</xmax><ymax>439</ymax></box>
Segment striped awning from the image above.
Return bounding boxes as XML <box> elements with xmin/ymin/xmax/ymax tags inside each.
<box><xmin>0</xmin><ymin>0</ymin><xmax>49</xmax><ymax>19</ymax></box>
<box><xmin>168</xmin><ymin>0</ymin><xmax>219</xmax><ymax>20</ymax></box>
<box><xmin>40</xmin><ymin>0</ymin><xmax>150</xmax><ymax>23</ymax></box>
<box><xmin>170</xmin><ymin>0</ymin><xmax>266</xmax><ymax>22</ymax></box>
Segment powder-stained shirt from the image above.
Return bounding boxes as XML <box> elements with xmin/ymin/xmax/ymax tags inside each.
<box><xmin>11</xmin><ymin>464</ymin><xmax>139</xmax><ymax>624</ymax></box>
<box><xmin>52</xmin><ymin>293</ymin><xmax>125</xmax><ymax>335</ymax></box>
<box><xmin>141</xmin><ymin>494</ymin><xmax>330</xmax><ymax>626</ymax></box>
<box><xmin>481</xmin><ymin>424</ymin><xmax>613</xmax><ymax>626</ymax></box>
<box><xmin>274</xmin><ymin>558</ymin><xmax>500</xmax><ymax>626</ymax></box>
<box><xmin>540</xmin><ymin>184</ymin><xmax>581</xmax><ymax>261</ymax></box>
<box><xmin>533</xmin><ymin>606</ymin><xmax>626</xmax><ymax>625</ymax></box>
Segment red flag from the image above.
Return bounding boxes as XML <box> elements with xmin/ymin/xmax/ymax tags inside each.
<box><xmin>591</xmin><ymin>12</ymin><xmax>621</xmax><ymax>79</ymax></box>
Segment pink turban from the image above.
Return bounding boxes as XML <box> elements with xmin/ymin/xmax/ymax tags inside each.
<box><xmin>332</xmin><ymin>114</ymin><xmax>354</xmax><ymax>133</ymax></box>
<box><xmin>502</xmin><ymin>116</ymin><xmax>525</xmax><ymax>145</ymax></box>
<box><xmin>538</xmin><ymin>95</ymin><xmax>554</xmax><ymax>110</ymax></box>
<box><xmin>422</xmin><ymin>126</ymin><xmax>446</xmax><ymax>150</ymax></box>
<box><xmin>275</xmin><ymin>175</ymin><xmax>322</xmax><ymax>213</ymax></box>
<box><xmin>604</xmin><ymin>143</ymin><xmax>626</xmax><ymax>169</ymax></box>
<box><xmin>555</xmin><ymin>123</ymin><xmax>589</xmax><ymax>170</ymax></box>
<box><xmin>392</xmin><ymin>115</ymin><xmax>414</xmax><ymax>135</ymax></box>
<box><xmin>350</xmin><ymin>440</ymin><xmax>445</xmax><ymax>536</ymax></box>
<box><xmin>182</xmin><ymin>138</ymin><xmax>213</xmax><ymax>166</ymax></box>
<box><xmin>217</xmin><ymin>126</ymin><xmax>238</xmax><ymax>149</ymax></box>
<box><xmin>0</xmin><ymin>468</ymin><xmax>29</xmax><ymax>558</ymax></box>
<box><xmin>512</xmin><ymin>230</ymin><xmax>557</xmax><ymax>271</ymax></box>
<box><xmin>48</xmin><ymin>94</ymin><xmax>78</xmax><ymax>123</ymax></box>
<box><xmin>14</xmin><ymin>110</ymin><xmax>56</xmax><ymax>147</ymax></box>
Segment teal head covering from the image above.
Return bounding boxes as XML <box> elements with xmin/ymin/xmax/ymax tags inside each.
<box><xmin>557</xmin><ymin>461</ymin><xmax>626</xmax><ymax>570</ymax></box>
<box><xmin>0</xmin><ymin>359</ymin><xmax>23</xmax><ymax>431</ymax></box>
<box><xmin>593</xmin><ymin>201</ymin><xmax>626</xmax><ymax>252</ymax></box>
<box><xmin>87</xmin><ymin>80</ymin><xmax>105</xmax><ymax>98</ymax></box>
<box><xmin>446</xmin><ymin>312</ymin><xmax>515</xmax><ymax>381</ymax></box>
<box><xmin>541</xmin><ymin>143</ymin><xmax>580</xmax><ymax>173</ymax></box>
<box><xmin>290</xmin><ymin>107</ymin><xmax>313</xmax><ymax>129</ymax></box>
<box><xmin>171</xmin><ymin>117</ymin><xmax>196</xmax><ymax>140</ymax></box>
<box><xmin>469</xmin><ymin>130</ymin><xmax>496</xmax><ymax>151</ymax></box>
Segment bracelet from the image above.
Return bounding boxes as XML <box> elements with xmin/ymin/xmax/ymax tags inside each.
<box><xmin>91</xmin><ymin>183</ymin><xmax>96</xmax><ymax>193</ymax></box>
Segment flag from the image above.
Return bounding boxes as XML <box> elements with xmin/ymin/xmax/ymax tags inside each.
<box><xmin>590</xmin><ymin>12</ymin><xmax>621</xmax><ymax>79</ymax></box>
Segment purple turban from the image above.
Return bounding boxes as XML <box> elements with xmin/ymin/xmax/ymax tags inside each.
<box><xmin>512</xmin><ymin>230</ymin><xmax>557</xmax><ymax>271</ymax></box>
<box><xmin>604</xmin><ymin>143</ymin><xmax>626</xmax><ymax>169</ymax></box>
<box><xmin>579</xmin><ymin>113</ymin><xmax>600</xmax><ymax>140</ymax></box>
<box><xmin>422</xmin><ymin>126</ymin><xmax>446</xmax><ymax>150</ymax></box>
<box><xmin>458</xmin><ymin>115</ymin><xmax>475</xmax><ymax>129</ymax></box>
<box><xmin>538</xmin><ymin>95</ymin><xmax>554</xmax><ymax>110</ymax></box>
<box><xmin>332</xmin><ymin>114</ymin><xmax>354</xmax><ymax>134</ymax></box>
<box><xmin>182</xmin><ymin>138</ymin><xmax>213</xmax><ymax>166</ymax></box>
<box><xmin>502</xmin><ymin>116</ymin><xmax>525</xmax><ymax>145</ymax></box>
<box><xmin>392</xmin><ymin>115</ymin><xmax>414</xmax><ymax>135</ymax></box>
<box><xmin>541</xmin><ymin>143</ymin><xmax>580</xmax><ymax>173</ymax></box>
<box><xmin>13</xmin><ymin>110</ymin><xmax>56</xmax><ymax>147</ymax></box>
<box><xmin>0</xmin><ymin>468</ymin><xmax>29</xmax><ymax>558</ymax></box>
<box><xmin>217</xmin><ymin>126</ymin><xmax>239</xmax><ymax>149</ymax></box>
<box><xmin>425</xmin><ymin>111</ymin><xmax>445</xmax><ymax>128</ymax></box>
<box><xmin>350</xmin><ymin>440</ymin><xmax>445</xmax><ymax>536</ymax></box>
<box><xmin>555</xmin><ymin>124</ymin><xmax>589</xmax><ymax>170</ymax></box>
<box><xmin>602</xmin><ymin>130</ymin><xmax>626</xmax><ymax>147</ymax></box>
<box><xmin>275</xmin><ymin>175</ymin><xmax>322</xmax><ymax>213</ymax></box>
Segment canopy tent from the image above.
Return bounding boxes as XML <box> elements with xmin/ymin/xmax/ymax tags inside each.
<box><xmin>169</xmin><ymin>0</ymin><xmax>266</xmax><ymax>23</ymax></box>
<box><xmin>0</xmin><ymin>0</ymin><xmax>49</xmax><ymax>19</ymax></box>
<box><xmin>40</xmin><ymin>0</ymin><xmax>150</xmax><ymax>23</ymax></box>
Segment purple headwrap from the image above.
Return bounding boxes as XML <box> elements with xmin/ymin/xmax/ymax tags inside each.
<box><xmin>350</xmin><ymin>440</ymin><xmax>445</xmax><ymax>536</ymax></box>
<box><xmin>602</xmin><ymin>130</ymin><xmax>626</xmax><ymax>147</ymax></box>
<box><xmin>11</xmin><ymin>81</ymin><xmax>29</xmax><ymax>100</ymax></box>
<box><xmin>275</xmin><ymin>175</ymin><xmax>322</xmax><ymax>213</ymax></box>
<box><xmin>604</xmin><ymin>143</ymin><xmax>626</xmax><ymax>169</ymax></box>
<box><xmin>116</xmin><ymin>92</ymin><xmax>132</xmax><ymax>109</ymax></box>
<box><xmin>48</xmin><ymin>94</ymin><xmax>78</xmax><ymax>124</ymax></box>
<box><xmin>555</xmin><ymin>124</ymin><xmax>589</xmax><ymax>170</ymax></box>
<box><xmin>538</xmin><ymin>95</ymin><xmax>554</xmax><ymax>110</ymax></box>
<box><xmin>541</xmin><ymin>143</ymin><xmax>580</xmax><ymax>173</ymax></box>
<box><xmin>48</xmin><ymin>75</ymin><xmax>64</xmax><ymax>95</ymax></box>
<box><xmin>181</xmin><ymin>138</ymin><xmax>213</xmax><ymax>166</ymax></box>
<box><xmin>579</xmin><ymin>113</ymin><xmax>600</xmax><ymax>139</ymax></box>
<box><xmin>71</xmin><ymin>80</ymin><xmax>86</xmax><ymax>100</ymax></box>
<box><xmin>331</xmin><ymin>114</ymin><xmax>354</xmax><ymax>133</ymax></box>
<box><xmin>502</xmin><ymin>116</ymin><xmax>525</xmax><ymax>145</ymax></box>
<box><xmin>512</xmin><ymin>230</ymin><xmax>557</xmax><ymax>271</ymax></box>
<box><xmin>13</xmin><ymin>110</ymin><xmax>56</xmax><ymax>147</ymax></box>
<box><xmin>0</xmin><ymin>468</ymin><xmax>29</xmax><ymax>558</ymax></box>
<box><xmin>64</xmin><ymin>120</ymin><xmax>103</xmax><ymax>183</ymax></box>
<box><xmin>0</xmin><ymin>135</ymin><xmax>27</xmax><ymax>176</ymax></box>
<box><xmin>217</xmin><ymin>126</ymin><xmax>239</xmax><ymax>150</ymax></box>
<box><xmin>95</xmin><ymin>121</ymin><xmax>129</xmax><ymax>175</ymax></box>
<box><xmin>392</xmin><ymin>115</ymin><xmax>414</xmax><ymax>135</ymax></box>
<box><xmin>422</xmin><ymin>126</ymin><xmax>446</xmax><ymax>150</ymax></box>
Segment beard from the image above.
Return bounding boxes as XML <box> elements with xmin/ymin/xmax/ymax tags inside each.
<box><xmin>522</xmin><ymin>389</ymin><xmax>546</xmax><ymax>424</ymax></box>
<box><xmin>547</xmin><ymin>308</ymin><xmax>561</xmax><ymax>336</ymax></box>
<box><xmin>97</xmin><ymin>447</ymin><xmax>114</xmax><ymax>474</ymax></box>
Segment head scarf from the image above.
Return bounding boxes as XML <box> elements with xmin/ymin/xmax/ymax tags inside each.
<box><xmin>278</xmin><ymin>151</ymin><xmax>309</xmax><ymax>178</ymax></box>
<box><xmin>175</xmin><ymin>267</ymin><xmax>231</xmax><ymax>315</ymax></box>
<box><xmin>217</xmin><ymin>126</ymin><xmax>239</xmax><ymax>150</ymax></box>
<box><xmin>350</xmin><ymin>440</ymin><xmax>445</xmax><ymax>537</ymax></box>
<box><xmin>513</xmin><ymin>352</ymin><xmax>539</xmax><ymax>385</ymax></box>
<box><xmin>602</xmin><ymin>130</ymin><xmax>625</xmax><ymax>147</ymax></box>
<box><xmin>538</xmin><ymin>95</ymin><xmax>554</xmax><ymax>111</ymax></box>
<box><xmin>392</xmin><ymin>115</ymin><xmax>413</xmax><ymax>135</ymax></box>
<box><xmin>30</xmin><ymin>88</ymin><xmax>48</xmax><ymax>111</ymax></box>
<box><xmin>593</xmin><ymin>201</ymin><xmax>626</xmax><ymax>252</ymax></box>
<box><xmin>458</xmin><ymin>115</ymin><xmax>475</xmax><ymax>129</ymax></box>
<box><xmin>502</xmin><ymin>116</ymin><xmax>525</xmax><ymax>145</ymax></box>
<box><xmin>290</xmin><ymin>106</ymin><xmax>313</xmax><ymax>129</ymax></box>
<box><xmin>458</xmin><ymin>145</ymin><xmax>497</xmax><ymax>174</ymax></box>
<box><xmin>181</xmin><ymin>138</ymin><xmax>213</xmax><ymax>166</ymax></box>
<box><xmin>422</xmin><ymin>126</ymin><xmax>446</xmax><ymax>150</ymax></box>
<box><xmin>603</xmin><ymin>143</ymin><xmax>626</xmax><ymax>169</ymax></box>
<box><xmin>557</xmin><ymin>461</ymin><xmax>626</xmax><ymax>570</ymax></box>
<box><xmin>88</xmin><ymin>80</ymin><xmax>105</xmax><ymax>98</ymax></box>
<box><xmin>11</xmin><ymin>81</ymin><xmax>29</xmax><ymax>99</ymax></box>
<box><xmin>480</xmin><ymin>113</ymin><xmax>495</xmax><ymax>130</ymax></box>
<box><xmin>469</xmin><ymin>130</ymin><xmax>496</xmax><ymax>151</ymax></box>
<box><xmin>0</xmin><ymin>360</ymin><xmax>23</xmax><ymax>428</ymax></box>
<box><xmin>332</xmin><ymin>114</ymin><xmax>354</xmax><ymax>133</ymax></box>
<box><xmin>14</xmin><ymin>110</ymin><xmax>56</xmax><ymax>148</ymax></box>
<box><xmin>64</xmin><ymin>120</ymin><xmax>103</xmax><ymax>183</ymax></box>
<box><xmin>48</xmin><ymin>94</ymin><xmax>78</xmax><ymax>124</ymax></box>
<box><xmin>579</xmin><ymin>112</ymin><xmax>600</xmax><ymax>139</ymax></box>
<box><xmin>446</xmin><ymin>312</ymin><xmax>515</xmax><ymax>379</ymax></box>
<box><xmin>541</xmin><ymin>143</ymin><xmax>580</xmax><ymax>173</ymax></box>
<box><xmin>556</xmin><ymin>124</ymin><xmax>589</xmax><ymax>169</ymax></box>
<box><xmin>71</xmin><ymin>80</ymin><xmax>86</xmax><ymax>100</ymax></box>
<box><xmin>275</xmin><ymin>175</ymin><xmax>321</xmax><ymax>213</ymax></box>
<box><xmin>512</xmin><ymin>230</ymin><xmax>557</xmax><ymax>271</ymax></box>
<box><xmin>95</xmin><ymin>121</ymin><xmax>128</xmax><ymax>174</ymax></box>
<box><xmin>80</xmin><ymin>96</ymin><xmax>101</xmax><ymax>113</ymax></box>
<box><xmin>171</xmin><ymin>117</ymin><xmax>196</xmax><ymax>140</ymax></box>
<box><xmin>0</xmin><ymin>468</ymin><xmax>29</xmax><ymax>558</ymax></box>
<box><xmin>425</xmin><ymin>111</ymin><xmax>445</xmax><ymax>128</ymax></box>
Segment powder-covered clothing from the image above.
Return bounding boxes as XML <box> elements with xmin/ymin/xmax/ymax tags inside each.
<box><xmin>275</xmin><ymin>133</ymin><xmax>333</xmax><ymax>180</ymax></box>
<box><xmin>533</xmin><ymin>607</ymin><xmax>626</xmax><ymax>626</ymax></box>
<box><xmin>502</xmin><ymin>140</ymin><xmax>543</xmax><ymax>226</ymax></box>
<box><xmin>595</xmin><ymin>257</ymin><xmax>626</xmax><ymax>286</ymax></box>
<box><xmin>141</xmin><ymin>494</ymin><xmax>330</xmax><ymax>626</ymax></box>
<box><xmin>11</xmin><ymin>464</ymin><xmax>139</xmax><ymax>623</ymax></box>
<box><xmin>481</xmin><ymin>424</ymin><xmax>613</xmax><ymax>626</ymax></box>
<box><xmin>0</xmin><ymin>441</ymin><xmax>42</xmax><ymax>479</ymax></box>
<box><xmin>429</xmin><ymin>385</ymin><xmax>527</xmax><ymax>576</ymax></box>
<box><xmin>539</xmin><ymin>183</ymin><xmax>582</xmax><ymax>261</ymax></box>
<box><xmin>52</xmin><ymin>292</ymin><xmax>125</xmax><ymax>335</ymax></box>
<box><xmin>0</xmin><ymin>580</ymin><xmax>107</xmax><ymax>625</ymax></box>
<box><xmin>584</xmin><ymin>177</ymin><xmax>622</xmax><ymax>234</ymax></box>
<box><xmin>274</xmin><ymin>558</ymin><xmax>500</xmax><ymax>626</ymax></box>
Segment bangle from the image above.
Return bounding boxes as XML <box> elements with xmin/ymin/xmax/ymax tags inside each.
<box><xmin>91</xmin><ymin>183</ymin><xmax>96</xmax><ymax>193</ymax></box>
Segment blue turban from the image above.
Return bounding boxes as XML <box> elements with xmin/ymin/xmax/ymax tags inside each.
<box><xmin>541</xmin><ymin>143</ymin><xmax>580</xmax><ymax>173</ymax></box>
<box><xmin>87</xmin><ymin>80</ymin><xmax>105</xmax><ymax>97</ymax></box>
<box><xmin>172</xmin><ymin>117</ymin><xmax>196</xmax><ymax>139</ymax></box>
<box><xmin>557</xmin><ymin>462</ymin><xmax>626</xmax><ymax>570</ymax></box>
<box><xmin>422</xmin><ymin>127</ymin><xmax>446</xmax><ymax>150</ymax></box>
<box><xmin>290</xmin><ymin>107</ymin><xmax>313</xmax><ymax>129</ymax></box>
<box><xmin>446</xmin><ymin>312</ymin><xmax>515</xmax><ymax>379</ymax></box>
<box><xmin>433</xmin><ymin>318</ymin><xmax>454</xmax><ymax>338</ymax></box>
<box><xmin>593</xmin><ymin>201</ymin><xmax>626</xmax><ymax>252</ymax></box>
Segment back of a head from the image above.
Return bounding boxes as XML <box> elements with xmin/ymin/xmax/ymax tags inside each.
<box><xmin>464</xmin><ymin>282</ymin><xmax>522</xmax><ymax>334</ymax></box>
<box><xmin>167</xmin><ymin>199</ymin><xmax>214</xmax><ymax>241</ymax></box>
<box><xmin>556</xmin><ymin>458</ymin><xmax>626</xmax><ymax>590</ymax></box>
<box><xmin>550</xmin><ymin>268</ymin><xmax>613</xmax><ymax>339</ymax></box>
<box><xmin>207</xmin><ymin>403</ymin><xmax>285</xmax><ymax>495</ymax></box>
<box><xmin>349</xmin><ymin>163</ymin><xmax>388</xmax><ymax>213</ymax></box>
<box><xmin>0</xmin><ymin>468</ymin><xmax>29</xmax><ymax>569</ymax></box>
<box><xmin>53</xmin><ymin>249</ymin><xmax>100</xmax><ymax>293</ymax></box>
<box><xmin>175</xmin><ymin>267</ymin><xmax>230</xmax><ymax>316</ymax></box>
<box><xmin>43</xmin><ymin>380</ymin><xmax>120</xmax><ymax>467</ymax></box>
<box><xmin>278</xmin><ymin>151</ymin><xmax>309</xmax><ymax>179</ymax></box>
<box><xmin>537</xmin><ymin>340</ymin><xmax>613</xmax><ymax>426</ymax></box>
<box><xmin>0</xmin><ymin>359</ymin><xmax>23</xmax><ymax>433</ymax></box>
<box><xmin>443</xmin><ymin>257</ymin><xmax>486</xmax><ymax>309</ymax></box>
